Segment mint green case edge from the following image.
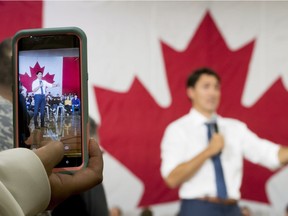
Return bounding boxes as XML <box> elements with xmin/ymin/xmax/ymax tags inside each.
<box><xmin>12</xmin><ymin>27</ymin><xmax>89</xmax><ymax>173</ymax></box>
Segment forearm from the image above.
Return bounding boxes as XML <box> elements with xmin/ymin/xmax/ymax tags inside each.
<box><xmin>32</xmin><ymin>85</ymin><xmax>40</xmax><ymax>92</ymax></box>
<box><xmin>165</xmin><ymin>148</ymin><xmax>212</xmax><ymax>188</ymax></box>
<box><xmin>278</xmin><ymin>147</ymin><xmax>288</xmax><ymax>165</ymax></box>
<box><xmin>165</xmin><ymin>134</ymin><xmax>224</xmax><ymax>188</ymax></box>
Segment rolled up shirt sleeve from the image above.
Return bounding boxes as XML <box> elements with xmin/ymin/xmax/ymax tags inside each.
<box><xmin>161</xmin><ymin>124</ymin><xmax>188</xmax><ymax>179</ymax></box>
<box><xmin>240</xmin><ymin>123</ymin><xmax>281</xmax><ymax>170</ymax></box>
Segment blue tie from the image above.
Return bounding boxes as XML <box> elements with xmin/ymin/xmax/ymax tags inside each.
<box><xmin>40</xmin><ymin>81</ymin><xmax>44</xmax><ymax>94</ymax></box>
<box><xmin>206</xmin><ymin>122</ymin><xmax>228</xmax><ymax>199</ymax></box>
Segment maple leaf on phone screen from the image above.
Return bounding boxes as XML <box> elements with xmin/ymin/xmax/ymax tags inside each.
<box><xmin>20</xmin><ymin>62</ymin><xmax>55</xmax><ymax>92</ymax></box>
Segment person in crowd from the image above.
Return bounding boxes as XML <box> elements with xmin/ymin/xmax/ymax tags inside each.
<box><xmin>45</xmin><ymin>95</ymin><xmax>53</xmax><ymax>117</ymax></box>
<box><xmin>64</xmin><ymin>95</ymin><xmax>72</xmax><ymax>115</ymax></box>
<box><xmin>72</xmin><ymin>94</ymin><xmax>81</xmax><ymax>114</ymax></box>
<box><xmin>26</xmin><ymin>96</ymin><xmax>31</xmax><ymax>110</ymax></box>
<box><xmin>26</xmin><ymin>94</ymin><xmax>34</xmax><ymax>111</ymax></box>
<box><xmin>160</xmin><ymin>67</ymin><xmax>288</xmax><ymax>216</ymax></box>
<box><xmin>109</xmin><ymin>206</ymin><xmax>123</xmax><ymax>216</ymax></box>
<box><xmin>140</xmin><ymin>207</ymin><xmax>153</xmax><ymax>216</ymax></box>
<box><xmin>47</xmin><ymin>91</ymin><xmax>52</xmax><ymax>98</ymax></box>
<box><xmin>240</xmin><ymin>206</ymin><xmax>251</xmax><ymax>216</ymax></box>
<box><xmin>50</xmin><ymin>94</ymin><xmax>61</xmax><ymax>114</ymax></box>
<box><xmin>18</xmin><ymin>81</ymin><xmax>31</xmax><ymax>148</ymax></box>
<box><xmin>0</xmin><ymin>37</ymin><xmax>13</xmax><ymax>151</ymax></box>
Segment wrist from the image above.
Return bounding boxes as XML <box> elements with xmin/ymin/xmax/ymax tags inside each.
<box><xmin>203</xmin><ymin>147</ymin><xmax>214</xmax><ymax>158</ymax></box>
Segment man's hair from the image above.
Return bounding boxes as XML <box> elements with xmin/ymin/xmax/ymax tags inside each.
<box><xmin>186</xmin><ymin>67</ymin><xmax>221</xmax><ymax>88</ymax></box>
<box><xmin>140</xmin><ymin>207</ymin><xmax>153</xmax><ymax>216</ymax></box>
<box><xmin>0</xmin><ymin>38</ymin><xmax>12</xmax><ymax>86</ymax></box>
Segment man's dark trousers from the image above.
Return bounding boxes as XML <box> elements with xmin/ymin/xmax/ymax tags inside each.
<box><xmin>34</xmin><ymin>94</ymin><xmax>46</xmax><ymax>127</ymax></box>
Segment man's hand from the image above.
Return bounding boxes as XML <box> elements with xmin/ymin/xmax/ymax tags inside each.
<box><xmin>206</xmin><ymin>133</ymin><xmax>224</xmax><ymax>157</ymax></box>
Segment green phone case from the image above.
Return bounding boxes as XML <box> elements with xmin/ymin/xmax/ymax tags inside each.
<box><xmin>12</xmin><ymin>27</ymin><xmax>89</xmax><ymax>173</ymax></box>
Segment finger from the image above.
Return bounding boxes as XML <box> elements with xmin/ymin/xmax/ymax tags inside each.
<box><xmin>87</xmin><ymin>138</ymin><xmax>103</xmax><ymax>168</ymax></box>
<box><xmin>34</xmin><ymin>141</ymin><xmax>64</xmax><ymax>175</ymax></box>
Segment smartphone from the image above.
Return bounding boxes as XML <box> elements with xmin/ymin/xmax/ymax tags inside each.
<box><xmin>12</xmin><ymin>27</ymin><xmax>88</xmax><ymax>172</ymax></box>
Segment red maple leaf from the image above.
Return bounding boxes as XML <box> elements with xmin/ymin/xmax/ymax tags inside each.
<box><xmin>94</xmin><ymin>12</ymin><xmax>288</xmax><ymax>206</ymax></box>
<box><xmin>20</xmin><ymin>62</ymin><xmax>55</xmax><ymax>92</ymax></box>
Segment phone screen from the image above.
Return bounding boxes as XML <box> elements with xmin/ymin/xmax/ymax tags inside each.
<box><xmin>15</xmin><ymin>34</ymin><xmax>84</xmax><ymax>169</ymax></box>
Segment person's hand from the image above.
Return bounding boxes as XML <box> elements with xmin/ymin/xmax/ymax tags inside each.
<box><xmin>34</xmin><ymin>138</ymin><xmax>103</xmax><ymax>209</ymax></box>
<box><xmin>207</xmin><ymin>133</ymin><xmax>224</xmax><ymax>156</ymax></box>
<box><xmin>52</xmin><ymin>83</ymin><xmax>59</xmax><ymax>88</ymax></box>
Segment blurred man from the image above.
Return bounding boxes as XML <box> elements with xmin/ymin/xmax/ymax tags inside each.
<box><xmin>160</xmin><ymin>68</ymin><xmax>288</xmax><ymax>216</ymax></box>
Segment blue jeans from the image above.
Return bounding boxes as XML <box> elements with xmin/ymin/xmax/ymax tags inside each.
<box><xmin>72</xmin><ymin>104</ymin><xmax>80</xmax><ymax>113</ymax></box>
<box><xmin>180</xmin><ymin>199</ymin><xmax>241</xmax><ymax>216</ymax></box>
<box><xmin>34</xmin><ymin>94</ymin><xmax>46</xmax><ymax>127</ymax></box>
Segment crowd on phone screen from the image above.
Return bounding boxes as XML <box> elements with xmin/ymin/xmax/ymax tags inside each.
<box><xmin>23</xmin><ymin>91</ymin><xmax>81</xmax><ymax>118</ymax></box>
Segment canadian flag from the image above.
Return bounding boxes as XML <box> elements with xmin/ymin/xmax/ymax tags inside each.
<box><xmin>19</xmin><ymin>56</ymin><xmax>81</xmax><ymax>97</ymax></box>
<box><xmin>1</xmin><ymin>2</ymin><xmax>288</xmax><ymax>215</ymax></box>
<box><xmin>19</xmin><ymin>57</ymin><xmax>63</xmax><ymax>96</ymax></box>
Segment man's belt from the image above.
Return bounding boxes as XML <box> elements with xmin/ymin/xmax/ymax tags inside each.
<box><xmin>198</xmin><ymin>196</ymin><xmax>238</xmax><ymax>205</ymax></box>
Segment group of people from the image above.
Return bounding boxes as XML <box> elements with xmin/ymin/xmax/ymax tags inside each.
<box><xmin>22</xmin><ymin>68</ymin><xmax>81</xmax><ymax>129</ymax></box>
<box><xmin>25</xmin><ymin>92</ymin><xmax>81</xmax><ymax>116</ymax></box>
<box><xmin>23</xmin><ymin>87</ymin><xmax>81</xmax><ymax>130</ymax></box>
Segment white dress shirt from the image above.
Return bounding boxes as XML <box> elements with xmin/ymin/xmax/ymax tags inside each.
<box><xmin>32</xmin><ymin>79</ymin><xmax>53</xmax><ymax>95</ymax></box>
<box><xmin>160</xmin><ymin>108</ymin><xmax>281</xmax><ymax>200</ymax></box>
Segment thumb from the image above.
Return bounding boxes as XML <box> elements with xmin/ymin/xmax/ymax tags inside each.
<box><xmin>34</xmin><ymin>141</ymin><xmax>64</xmax><ymax>175</ymax></box>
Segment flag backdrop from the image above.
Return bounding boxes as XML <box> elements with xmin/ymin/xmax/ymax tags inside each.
<box><xmin>19</xmin><ymin>56</ymin><xmax>81</xmax><ymax>97</ymax></box>
<box><xmin>19</xmin><ymin>56</ymin><xmax>63</xmax><ymax>96</ymax></box>
<box><xmin>1</xmin><ymin>1</ymin><xmax>288</xmax><ymax>215</ymax></box>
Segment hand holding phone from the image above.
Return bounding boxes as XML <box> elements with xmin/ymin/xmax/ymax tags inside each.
<box><xmin>13</xmin><ymin>27</ymin><xmax>89</xmax><ymax>172</ymax></box>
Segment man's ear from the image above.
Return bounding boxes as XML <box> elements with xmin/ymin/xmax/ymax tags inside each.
<box><xmin>186</xmin><ymin>87</ymin><xmax>194</xmax><ymax>101</ymax></box>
